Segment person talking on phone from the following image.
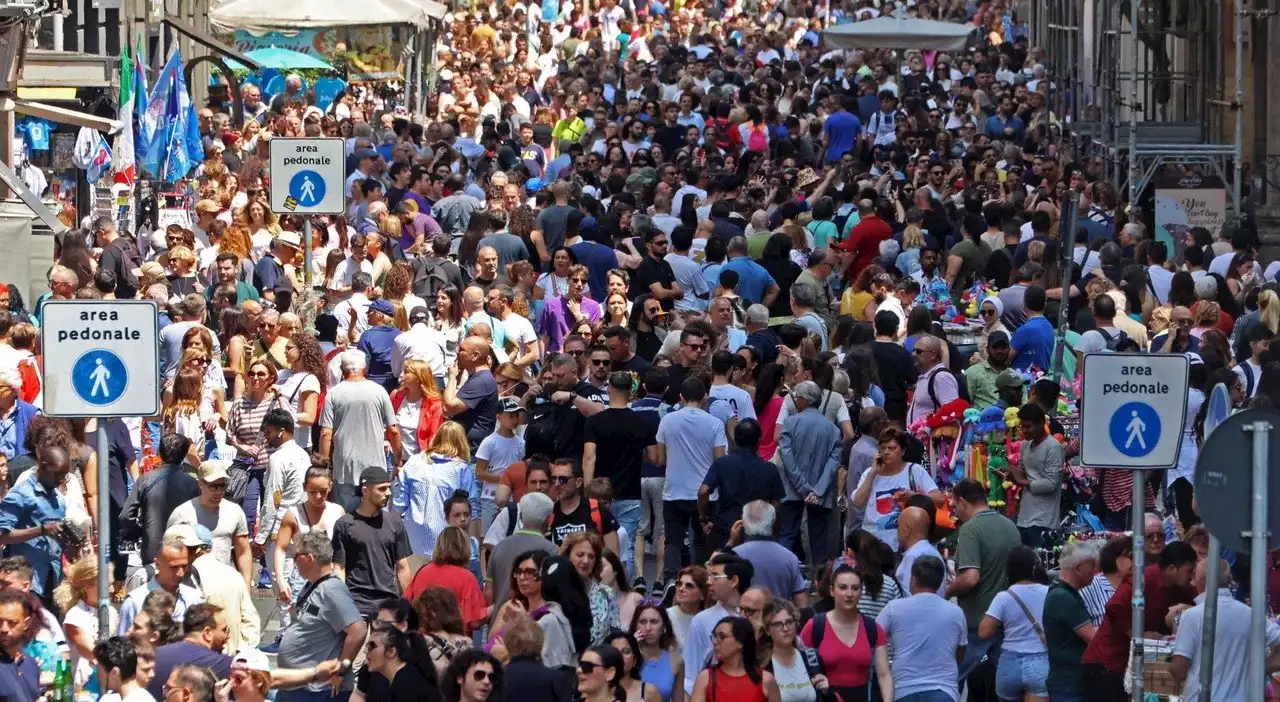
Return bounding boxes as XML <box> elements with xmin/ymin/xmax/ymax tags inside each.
<box><xmin>850</xmin><ymin>427</ymin><xmax>943</xmax><ymax>550</ymax></box>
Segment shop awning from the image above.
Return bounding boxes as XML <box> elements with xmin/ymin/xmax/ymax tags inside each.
<box><xmin>164</xmin><ymin>15</ymin><xmax>262</xmax><ymax>71</ymax></box>
<box><xmin>210</xmin><ymin>0</ymin><xmax>446</xmax><ymax>31</ymax></box>
<box><xmin>11</xmin><ymin>98</ymin><xmax>121</xmax><ymax>133</ymax></box>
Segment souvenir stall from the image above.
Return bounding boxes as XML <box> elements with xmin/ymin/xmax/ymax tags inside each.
<box><xmin>210</xmin><ymin>0</ymin><xmax>448</xmax><ymax>120</ymax></box>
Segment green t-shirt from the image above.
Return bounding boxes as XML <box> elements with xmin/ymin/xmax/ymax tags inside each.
<box><xmin>948</xmin><ymin>238</ymin><xmax>992</xmax><ymax>291</ymax></box>
<box><xmin>807</xmin><ymin>219</ymin><xmax>838</xmax><ymax>250</ymax></box>
<box><xmin>954</xmin><ymin>509</ymin><xmax>1022</xmax><ymax>627</ymax></box>
<box><xmin>746</xmin><ymin>231</ymin><xmax>772</xmax><ymax>260</ymax></box>
<box><xmin>1043</xmin><ymin>579</ymin><xmax>1092</xmax><ymax>694</ymax></box>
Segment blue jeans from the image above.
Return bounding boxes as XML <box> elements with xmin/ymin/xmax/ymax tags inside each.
<box><xmin>612</xmin><ymin>498</ymin><xmax>642</xmax><ymax>576</ymax></box>
<box><xmin>995</xmin><ymin>650</ymin><xmax>1049</xmax><ymax>699</ymax></box>
<box><xmin>897</xmin><ymin>691</ymin><xmax>955</xmax><ymax>702</ymax></box>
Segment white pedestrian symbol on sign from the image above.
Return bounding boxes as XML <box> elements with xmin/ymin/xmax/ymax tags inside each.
<box><xmin>299</xmin><ymin>176</ymin><xmax>317</xmax><ymax>204</ymax></box>
<box><xmin>1124</xmin><ymin>409</ymin><xmax>1147</xmax><ymax>451</ymax></box>
<box><xmin>90</xmin><ymin>357</ymin><xmax>111</xmax><ymax>397</ymax></box>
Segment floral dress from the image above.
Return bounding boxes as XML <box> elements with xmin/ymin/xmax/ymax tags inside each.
<box><xmin>588</xmin><ymin>579</ymin><xmax>622</xmax><ymax>646</ymax></box>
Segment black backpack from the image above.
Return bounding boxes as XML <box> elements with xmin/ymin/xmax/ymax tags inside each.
<box><xmin>1098</xmin><ymin>327</ymin><xmax>1129</xmax><ymax>351</ymax></box>
<box><xmin>411</xmin><ymin>256</ymin><xmax>452</xmax><ymax>301</ymax></box>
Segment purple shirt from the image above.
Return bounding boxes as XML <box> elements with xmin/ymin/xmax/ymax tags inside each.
<box><xmin>538</xmin><ymin>296</ymin><xmax>602</xmax><ymax>352</ymax></box>
<box><xmin>400</xmin><ymin>211</ymin><xmax>445</xmax><ymax>251</ymax></box>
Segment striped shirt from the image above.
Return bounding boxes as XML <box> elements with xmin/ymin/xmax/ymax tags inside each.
<box><xmin>1078</xmin><ymin>572</ymin><xmax>1115</xmax><ymax>626</ymax></box>
<box><xmin>858</xmin><ymin>575</ymin><xmax>904</xmax><ymax>620</ymax></box>
<box><xmin>227</xmin><ymin>393</ymin><xmax>278</xmax><ymax>471</ymax></box>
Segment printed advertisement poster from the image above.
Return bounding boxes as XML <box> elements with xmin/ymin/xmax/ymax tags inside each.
<box><xmin>1154</xmin><ymin>171</ymin><xmax>1227</xmax><ymax>260</ymax></box>
<box><xmin>231</xmin><ymin>30</ymin><xmax>337</xmax><ymax>58</ymax></box>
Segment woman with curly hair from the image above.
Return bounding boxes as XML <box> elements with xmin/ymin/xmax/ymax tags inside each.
<box><xmin>56</xmin><ymin>558</ymin><xmax>117</xmax><ymax>690</ymax></box>
<box><xmin>414</xmin><ymin>586</ymin><xmax>474</xmax><ymax>676</ymax></box>
<box><xmin>238</xmin><ymin>200</ymin><xmax>280</xmax><ymax>260</ymax></box>
<box><xmin>212</xmin><ymin>223</ymin><xmax>256</xmax><ymax>283</ymax></box>
<box><xmin>391</xmin><ymin>359</ymin><xmax>445</xmax><ymax>459</ymax></box>
<box><xmin>276</xmin><ymin>331</ymin><xmax>326</xmax><ymax>451</ymax></box>
<box><xmin>382</xmin><ymin>261</ymin><xmax>430</xmax><ymax>317</ymax></box>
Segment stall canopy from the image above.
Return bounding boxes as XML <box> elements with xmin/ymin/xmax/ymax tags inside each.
<box><xmin>822</xmin><ymin>16</ymin><xmax>974</xmax><ymax>51</ymax></box>
<box><xmin>210</xmin><ymin>0</ymin><xmax>447</xmax><ymax>31</ymax></box>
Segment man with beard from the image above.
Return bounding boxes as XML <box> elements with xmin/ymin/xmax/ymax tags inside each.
<box><xmin>660</xmin><ymin>324</ymin><xmax>712</xmax><ymax>404</ymax></box>
<box><xmin>331</xmin><ymin>467</ymin><xmax>412</xmax><ymax>618</ymax></box>
<box><xmin>521</xmin><ymin>353</ymin><xmax>606</xmax><ymax>461</ymax></box>
<box><xmin>966</xmin><ymin>331</ymin><xmax>1018</xmax><ymax>411</ymax></box>
<box><xmin>547</xmin><ymin>457</ymin><xmax>621</xmax><ymax>554</ymax></box>
<box><xmin>631</xmin><ymin>294</ymin><xmax>668</xmax><ymax>362</ymax></box>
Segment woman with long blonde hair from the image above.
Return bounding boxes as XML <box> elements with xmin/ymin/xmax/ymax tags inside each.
<box><xmin>393</xmin><ymin>420</ymin><xmax>474</xmax><ymax>556</ymax></box>
<box><xmin>390</xmin><ymin>359</ymin><xmax>445</xmax><ymax>459</ymax></box>
<box><xmin>56</xmin><ymin>558</ymin><xmax>118</xmax><ymax>690</ymax></box>
<box><xmin>162</xmin><ymin>367</ymin><xmax>208</xmax><ymax>466</ymax></box>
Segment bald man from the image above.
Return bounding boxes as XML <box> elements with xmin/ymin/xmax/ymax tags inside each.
<box><xmin>907</xmin><ymin>336</ymin><xmax>959</xmax><ymax>425</ymax></box>
<box><xmin>463</xmin><ymin>285</ymin><xmax>509</xmax><ymax>351</ymax></box>
<box><xmin>896</xmin><ymin>506</ymin><xmax>946</xmax><ymax>595</ymax></box>
<box><xmin>443</xmin><ymin>335</ymin><xmax>500</xmax><ymax>452</ymax></box>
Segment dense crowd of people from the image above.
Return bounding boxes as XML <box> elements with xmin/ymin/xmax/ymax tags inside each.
<box><xmin>3</xmin><ymin>0</ymin><xmax>1280</xmax><ymax>700</ymax></box>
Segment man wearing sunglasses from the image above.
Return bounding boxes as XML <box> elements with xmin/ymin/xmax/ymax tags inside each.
<box><xmin>166</xmin><ymin>459</ymin><xmax>254</xmax><ymax>589</ymax></box>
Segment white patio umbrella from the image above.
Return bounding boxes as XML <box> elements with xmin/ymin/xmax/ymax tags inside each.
<box><xmin>823</xmin><ymin>14</ymin><xmax>974</xmax><ymax>51</ymax></box>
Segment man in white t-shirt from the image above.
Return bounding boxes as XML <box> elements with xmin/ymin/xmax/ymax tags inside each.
<box><xmin>258</xmin><ymin>409</ymin><xmax>311</xmax><ymax>551</ymax></box>
<box><xmin>489</xmin><ymin>285</ymin><xmax>539</xmax><ymax>368</ymax></box>
<box><xmin>166</xmin><ymin>460</ymin><xmax>253</xmax><ymax>588</ymax></box>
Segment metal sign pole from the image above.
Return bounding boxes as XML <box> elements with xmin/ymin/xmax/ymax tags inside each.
<box><xmin>96</xmin><ymin>422</ymin><xmax>110</xmax><ymax>640</ymax></box>
<box><xmin>1248</xmin><ymin>420</ymin><xmax>1271</xmax><ymax>702</ymax></box>
<box><xmin>1196</xmin><ymin>381</ymin><xmax>1231</xmax><ymax>702</ymax></box>
<box><xmin>303</xmin><ymin>216</ymin><xmax>313</xmax><ymax>287</ymax></box>
<box><xmin>1197</xmin><ymin>535</ymin><xmax>1221</xmax><ymax>702</ymax></box>
<box><xmin>1130</xmin><ymin>469</ymin><xmax>1146</xmax><ymax>702</ymax></box>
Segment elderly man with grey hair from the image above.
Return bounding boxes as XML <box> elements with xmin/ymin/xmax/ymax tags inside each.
<box><xmin>777</xmin><ymin>380</ymin><xmax>843</xmax><ymax>567</ymax></box>
<box><xmin>790</xmin><ymin>281</ymin><xmax>828</xmax><ymax>351</ymax></box>
<box><xmin>319</xmin><ymin>349</ymin><xmax>400</xmax><ymax>508</ymax></box>
<box><xmin>485</xmin><ymin>491</ymin><xmax>559</xmax><ymax>614</ymax></box>
<box><xmin>1042</xmin><ymin>537</ymin><xmax>1102</xmax><ymax>699</ymax></box>
<box><xmin>277</xmin><ymin>529</ymin><xmax>367</xmax><ymax>702</ymax></box>
<box><xmin>743</xmin><ymin>303</ymin><xmax>781</xmax><ymax>366</ymax></box>
<box><xmin>729</xmin><ymin>500</ymin><xmax>809</xmax><ymax>607</ymax></box>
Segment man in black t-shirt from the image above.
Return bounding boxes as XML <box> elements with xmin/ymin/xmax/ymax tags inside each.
<box><xmin>331</xmin><ymin>467</ymin><xmax>413</xmax><ymax>618</ymax></box>
<box><xmin>584</xmin><ymin>372</ymin><xmax>658</xmax><ymax>572</ymax></box>
<box><xmin>548</xmin><ymin>458</ymin><xmax>620</xmax><ymax>555</ymax></box>
<box><xmin>523</xmin><ymin>353</ymin><xmax>606</xmax><ymax>460</ymax></box>
<box><xmin>631</xmin><ymin>226</ymin><xmax>682</xmax><ymax>311</ymax></box>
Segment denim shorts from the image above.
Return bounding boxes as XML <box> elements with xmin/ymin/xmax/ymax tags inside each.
<box><xmin>996</xmin><ymin>649</ymin><xmax>1050</xmax><ymax>699</ymax></box>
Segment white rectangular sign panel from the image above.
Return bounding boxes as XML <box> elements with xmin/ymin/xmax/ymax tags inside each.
<box><xmin>269</xmin><ymin>137</ymin><xmax>346</xmax><ymax>215</ymax></box>
<box><xmin>1079</xmin><ymin>352</ymin><xmax>1190</xmax><ymax>469</ymax></box>
<box><xmin>40</xmin><ymin>300</ymin><xmax>160</xmax><ymax>417</ymax></box>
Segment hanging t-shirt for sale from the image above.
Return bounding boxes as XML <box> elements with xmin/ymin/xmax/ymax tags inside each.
<box><xmin>856</xmin><ymin>463</ymin><xmax>937</xmax><ymax>550</ymax></box>
<box><xmin>19</xmin><ymin>118</ymin><xmax>51</xmax><ymax>151</ymax></box>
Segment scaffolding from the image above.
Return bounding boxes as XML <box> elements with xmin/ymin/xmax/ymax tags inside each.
<box><xmin>1031</xmin><ymin>0</ymin><xmax>1244</xmax><ymax>215</ymax></box>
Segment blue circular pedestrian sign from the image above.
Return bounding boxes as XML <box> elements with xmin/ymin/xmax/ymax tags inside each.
<box><xmin>71</xmin><ymin>349</ymin><xmax>128</xmax><ymax>406</ymax></box>
<box><xmin>288</xmin><ymin>170</ymin><xmax>326</xmax><ymax>207</ymax></box>
<box><xmin>1108</xmin><ymin>401</ymin><xmax>1161</xmax><ymax>458</ymax></box>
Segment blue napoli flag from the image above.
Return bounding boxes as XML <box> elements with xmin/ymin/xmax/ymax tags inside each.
<box><xmin>139</xmin><ymin>49</ymin><xmax>178</xmax><ymax>177</ymax></box>
<box><xmin>142</xmin><ymin>47</ymin><xmax>203</xmax><ymax>182</ymax></box>
<box><xmin>132</xmin><ymin>38</ymin><xmax>150</xmax><ymax>171</ymax></box>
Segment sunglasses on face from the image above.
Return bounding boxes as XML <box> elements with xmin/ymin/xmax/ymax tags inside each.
<box><xmin>551</xmin><ymin>475</ymin><xmax>574</xmax><ymax>484</ymax></box>
<box><xmin>514</xmin><ymin>567</ymin><xmax>541</xmax><ymax>580</ymax></box>
<box><xmin>204</xmin><ymin>481</ymin><xmax>229</xmax><ymax>491</ymax></box>
<box><xmin>566</xmin><ymin>349</ymin><xmax>585</xmax><ymax>356</ymax></box>
<box><xmin>578</xmin><ymin>661</ymin><xmax>602</xmax><ymax>674</ymax></box>
<box><xmin>471</xmin><ymin>669</ymin><xmax>494</xmax><ymax>682</ymax></box>
<box><xmin>591</xmin><ymin>359</ymin><xmax>610</xmax><ymax>366</ymax></box>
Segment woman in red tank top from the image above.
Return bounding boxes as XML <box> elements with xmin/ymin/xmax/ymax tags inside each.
<box><xmin>691</xmin><ymin>616</ymin><xmax>781</xmax><ymax>702</ymax></box>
